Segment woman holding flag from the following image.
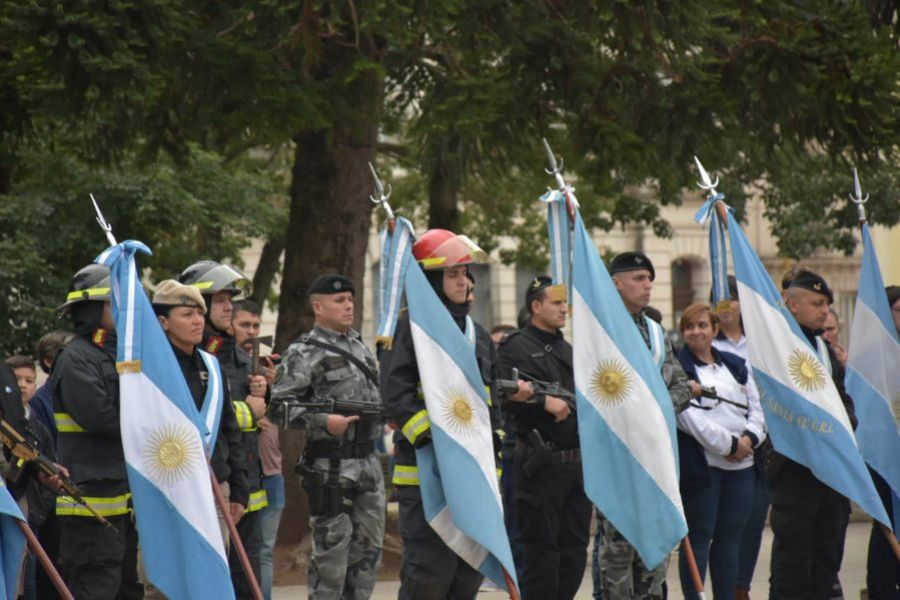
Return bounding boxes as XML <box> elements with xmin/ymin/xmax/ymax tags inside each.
<box><xmin>675</xmin><ymin>303</ymin><xmax>765</xmax><ymax>600</ymax></box>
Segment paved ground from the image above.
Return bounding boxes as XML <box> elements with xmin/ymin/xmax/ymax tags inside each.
<box><xmin>274</xmin><ymin>521</ymin><xmax>874</xmax><ymax>599</ymax></box>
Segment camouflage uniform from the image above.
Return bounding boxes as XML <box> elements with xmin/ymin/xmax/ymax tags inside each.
<box><xmin>598</xmin><ymin>309</ymin><xmax>691</xmax><ymax>600</ymax></box>
<box><xmin>270</xmin><ymin>325</ymin><xmax>385</xmax><ymax>600</ymax></box>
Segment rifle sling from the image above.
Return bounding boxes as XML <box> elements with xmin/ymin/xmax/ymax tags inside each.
<box><xmin>299</xmin><ymin>335</ymin><xmax>378</xmax><ymax>386</ymax></box>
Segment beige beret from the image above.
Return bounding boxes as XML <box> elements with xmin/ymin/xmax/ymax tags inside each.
<box><xmin>152</xmin><ymin>279</ymin><xmax>207</xmax><ymax>313</ymax></box>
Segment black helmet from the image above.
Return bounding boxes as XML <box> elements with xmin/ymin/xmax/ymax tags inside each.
<box><xmin>178</xmin><ymin>260</ymin><xmax>252</xmax><ymax>298</ymax></box>
<box><xmin>57</xmin><ymin>264</ymin><xmax>111</xmax><ymax>312</ymax></box>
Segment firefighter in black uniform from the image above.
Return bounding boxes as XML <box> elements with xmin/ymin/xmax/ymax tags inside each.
<box><xmin>51</xmin><ymin>263</ymin><xmax>143</xmax><ymax>599</ymax></box>
<box><xmin>497</xmin><ymin>276</ymin><xmax>590</xmax><ymax>600</ymax></box>
<box><xmin>180</xmin><ymin>261</ymin><xmax>266</xmax><ymax>597</ymax></box>
<box><xmin>151</xmin><ymin>280</ymin><xmax>250</xmax><ymax>553</ymax></box>
<box><xmin>380</xmin><ymin>229</ymin><xmax>523</xmax><ymax>600</ymax></box>
<box><xmin>769</xmin><ymin>270</ymin><xmax>857</xmax><ymax>600</ymax></box>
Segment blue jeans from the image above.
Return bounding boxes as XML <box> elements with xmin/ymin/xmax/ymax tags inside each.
<box><xmin>736</xmin><ymin>467</ymin><xmax>769</xmax><ymax>589</ymax></box>
<box><xmin>259</xmin><ymin>474</ymin><xmax>285</xmax><ymax>600</ymax></box>
<box><xmin>679</xmin><ymin>467</ymin><xmax>755</xmax><ymax>600</ymax></box>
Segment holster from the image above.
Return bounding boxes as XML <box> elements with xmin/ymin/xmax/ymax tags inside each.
<box><xmin>295</xmin><ymin>453</ymin><xmax>357</xmax><ymax>518</ymax></box>
<box><xmin>520</xmin><ymin>430</ymin><xmax>552</xmax><ymax>478</ymax></box>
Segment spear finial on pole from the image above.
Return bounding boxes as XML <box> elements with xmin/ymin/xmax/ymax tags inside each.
<box><xmin>541</xmin><ymin>138</ymin><xmax>577</xmax><ymax>218</ymax></box>
<box><xmin>90</xmin><ymin>193</ymin><xmax>118</xmax><ymax>246</ymax></box>
<box><xmin>368</xmin><ymin>162</ymin><xmax>395</xmax><ymax>232</ymax></box>
<box><xmin>849</xmin><ymin>167</ymin><xmax>869</xmax><ymax>225</ymax></box>
<box><xmin>694</xmin><ymin>156</ymin><xmax>719</xmax><ymax>198</ymax></box>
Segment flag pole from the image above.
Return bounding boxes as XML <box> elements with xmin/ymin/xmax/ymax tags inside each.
<box><xmin>681</xmin><ymin>536</ymin><xmax>708</xmax><ymax>600</ymax></box>
<box><xmin>848</xmin><ymin>168</ymin><xmax>900</xmax><ymax>561</ymax></box>
<box><xmin>501</xmin><ymin>566</ymin><xmax>521</xmax><ymax>600</ymax></box>
<box><xmin>17</xmin><ymin>520</ymin><xmax>74</xmax><ymax>600</ymax></box>
<box><xmin>209</xmin><ymin>466</ymin><xmax>264</xmax><ymax>600</ymax></box>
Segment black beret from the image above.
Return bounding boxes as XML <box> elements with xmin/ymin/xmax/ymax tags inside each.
<box><xmin>886</xmin><ymin>285</ymin><xmax>900</xmax><ymax>308</ymax></box>
<box><xmin>788</xmin><ymin>269</ymin><xmax>833</xmax><ymax>304</ymax></box>
<box><xmin>609</xmin><ymin>252</ymin><xmax>655</xmax><ymax>281</ymax></box>
<box><xmin>525</xmin><ymin>275</ymin><xmax>567</xmax><ymax>305</ymax></box>
<box><xmin>307</xmin><ymin>273</ymin><xmax>355</xmax><ymax>296</ymax></box>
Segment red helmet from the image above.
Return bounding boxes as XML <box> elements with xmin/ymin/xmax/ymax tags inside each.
<box><xmin>412</xmin><ymin>229</ymin><xmax>488</xmax><ymax>270</ymax></box>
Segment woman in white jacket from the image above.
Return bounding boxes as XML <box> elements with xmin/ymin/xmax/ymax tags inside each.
<box><xmin>675</xmin><ymin>303</ymin><xmax>765</xmax><ymax>600</ymax></box>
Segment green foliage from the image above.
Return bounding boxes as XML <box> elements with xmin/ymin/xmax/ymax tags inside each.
<box><xmin>0</xmin><ymin>144</ymin><xmax>285</xmax><ymax>356</ymax></box>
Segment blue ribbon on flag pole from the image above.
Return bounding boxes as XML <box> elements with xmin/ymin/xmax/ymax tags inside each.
<box><xmin>694</xmin><ymin>193</ymin><xmax>731</xmax><ymax>311</ymax></box>
<box><xmin>540</xmin><ymin>188</ymin><xmax>574</xmax><ymax>295</ymax></box>
<box><xmin>376</xmin><ymin>218</ymin><xmax>416</xmax><ymax>349</ymax></box>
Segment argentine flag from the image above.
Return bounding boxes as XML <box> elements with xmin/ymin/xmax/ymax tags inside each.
<box><xmin>571</xmin><ymin>210</ymin><xmax>686</xmax><ymax>569</ymax></box>
<box><xmin>846</xmin><ymin>224</ymin><xmax>900</xmax><ymax>531</ymax></box>
<box><xmin>404</xmin><ymin>263</ymin><xmax>518</xmax><ymax>595</ymax></box>
<box><xmin>97</xmin><ymin>241</ymin><xmax>234</xmax><ymax>599</ymax></box>
<box><xmin>726</xmin><ymin>214</ymin><xmax>890</xmax><ymax>526</ymax></box>
<box><xmin>0</xmin><ymin>479</ymin><xmax>25</xmax><ymax>600</ymax></box>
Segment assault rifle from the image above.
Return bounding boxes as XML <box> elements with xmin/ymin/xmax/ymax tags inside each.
<box><xmin>496</xmin><ymin>368</ymin><xmax>576</xmax><ymax>410</ymax></box>
<box><xmin>0</xmin><ymin>418</ymin><xmax>112</xmax><ymax>528</ymax></box>
<box><xmin>276</xmin><ymin>396</ymin><xmax>384</xmax><ymax>430</ymax></box>
<box><xmin>691</xmin><ymin>385</ymin><xmax>749</xmax><ymax>413</ymax></box>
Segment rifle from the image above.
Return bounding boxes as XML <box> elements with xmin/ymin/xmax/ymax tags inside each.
<box><xmin>0</xmin><ymin>418</ymin><xmax>112</xmax><ymax>528</ymax></box>
<box><xmin>496</xmin><ymin>368</ymin><xmax>576</xmax><ymax>410</ymax></box>
<box><xmin>691</xmin><ymin>385</ymin><xmax>749</xmax><ymax>413</ymax></box>
<box><xmin>275</xmin><ymin>397</ymin><xmax>384</xmax><ymax>430</ymax></box>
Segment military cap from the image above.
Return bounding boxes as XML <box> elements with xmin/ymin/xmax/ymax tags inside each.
<box><xmin>307</xmin><ymin>273</ymin><xmax>355</xmax><ymax>296</ymax></box>
<box><xmin>788</xmin><ymin>269</ymin><xmax>834</xmax><ymax>304</ymax></box>
<box><xmin>609</xmin><ymin>251</ymin><xmax>655</xmax><ymax>281</ymax></box>
<box><xmin>525</xmin><ymin>275</ymin><xmax>567</xmax><ymax>304</ymax></box>
<box><xmin>152</xmin><ymin>279</ymin><xmax>207</xmax><ymax>313</ymax></box>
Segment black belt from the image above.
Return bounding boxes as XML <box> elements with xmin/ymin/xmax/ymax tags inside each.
<box><xmin>550</xmin><ymin>448</ymin><xmax>581</xmax><ymax>464</ymax></box>
<box><xmin>308</xmin><ymin>440</ymin><xmax>376</xmax><ymax>460</ymax></box>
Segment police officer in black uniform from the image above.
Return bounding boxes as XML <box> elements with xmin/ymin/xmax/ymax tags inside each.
<box><xmin>497</xmin><ymin>276</ymin><xmax>591</xmax><ymax>600</ymax></box>
<box><xmin>151</xmin><ymin>279</ymin><xmax>250</xmax><ymax>557</ymax></box>
<box><xmin>769</xmin><ymin>269</ymin><xmax>856</xmax><ymax>600</ymax></box>
<box><xmin>51</xmin><ymin>264</ymin><xmax>143</xmax><ymax>599</ymax></box>
<box><xmin>179</xmin><ymin>261</ymin><xmax>266</xmax><ymax>597</ymax></box>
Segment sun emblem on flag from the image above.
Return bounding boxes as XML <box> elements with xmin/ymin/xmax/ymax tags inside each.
<box><xmin>143</xmin><ymin>424</ymin><xmax>200</xmax><ymax>486</ymax></box>
<box><xmin>787</xmin><ymin>349</ymin><xmax>827</xmax><ymax>392</ymax></box>
<box><xmin>589</xmin><ymin>360</ymin><xmax>633</xmax><ymax>407</ymax></box>
<box><xmin>440</xmin><ymin>387</ymin><xmax>478</xmax><ymax>436</ymax></box>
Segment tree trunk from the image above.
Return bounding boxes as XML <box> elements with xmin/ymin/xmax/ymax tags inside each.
<box><xmin>274</xmin><ymin>60</ymin><xmax>384</xmax><ymax>544</ymax></box>
<box><xmin>427</xmin><ymin>164</ymin><xmax>462</xmax><ymax>231</ymax></box>
<box><xmin>249</xmin><ymin>236</ymin><xmax>284</xmax><ymax>311</ymax></box>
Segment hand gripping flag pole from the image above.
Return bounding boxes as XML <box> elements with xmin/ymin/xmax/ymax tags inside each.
<box><xmin>845</xmin><ymin>169</ymin><xmax>900</xmax><ymax>562</ymax></box>
<box><xmin>370</xmin><ymin>164</ymin><xmax>520</xmax><ymax>600</ymax></box>
<box><xmin>91</xmin><ymin>197</ymin><xmax>262</xmax><ymax>600</ymax></box>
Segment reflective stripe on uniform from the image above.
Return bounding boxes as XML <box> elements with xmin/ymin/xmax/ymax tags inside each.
<box><xmin>56</xmin><ymin>493</ymin><xmax>132</xmax><ymax>517</ymax></box>
<box><xmin>245</xmin><ymin>489</ymin><xmax>268</xmax><ymax>513</ymax></box>
<box><xmin>233</xmin><ymin>401</ymin><xmax>256</xmax><ymax>432</ymax></box>
<box><xmin>65</xmin><ymin>287</ymin><xmax>110</xmax><ymax>302</ymax></box>
<box><xmin>401</xmin><ymin>410</ymin><xmax>430</xmax><ymax>444</ymax></box>
<box><xmin>54</xmin><ymin>412</ymin><xmax>85</xmax><ymax>433</ymax></box>
<box><xmin>392</xmin><ymin>465</ymin><xmax>419</xmax><ymax>486</ymax></box>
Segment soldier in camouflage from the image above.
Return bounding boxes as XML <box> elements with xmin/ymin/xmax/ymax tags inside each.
<box><xmin>270</xmin><ymin>273</ymin><xmax>384</xmax><ymax>600</ymax></box>
<box><xmin>597</xmin><ymin>252</ymin><xmax>692</xmax><ymax>600</ymax></box>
